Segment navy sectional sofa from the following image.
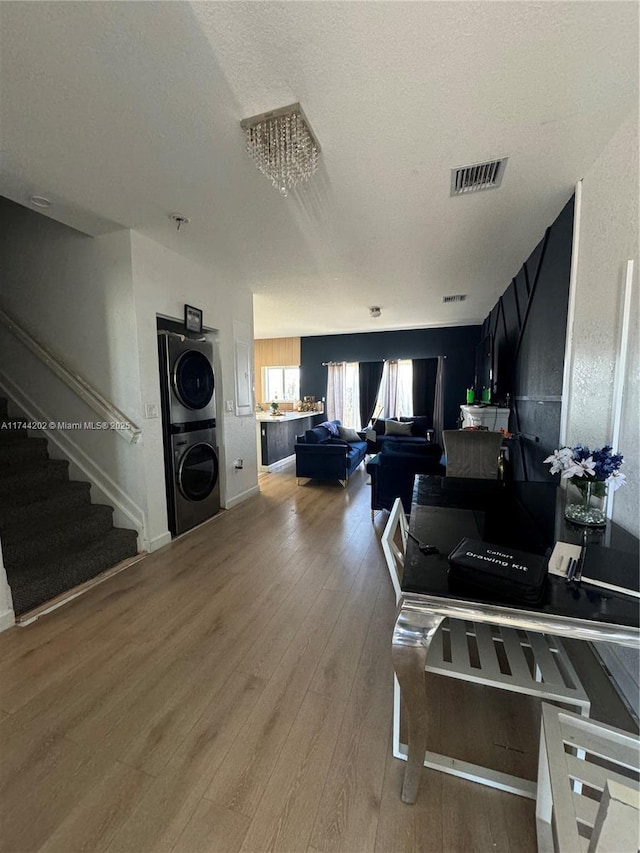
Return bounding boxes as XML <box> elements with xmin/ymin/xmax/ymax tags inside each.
<box><xmin>295</xmin><ymin>420</ymin><xmax>367</xmax><ymax>486</ymax></box>
<box><xmin>366</xmin><ymin>439</ymin><xmax>445</xmax><ymax>515</ymax></box>
<box><xmin>364</xmin><ymin>416</ymin><xmax>435</xmax><ymax>454</ymax></box>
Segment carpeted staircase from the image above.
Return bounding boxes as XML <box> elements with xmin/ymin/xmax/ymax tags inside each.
<box><xmin>0</xmin><ymin>397</ymin><xmax>139</xmax><ymax>616</ymax></box>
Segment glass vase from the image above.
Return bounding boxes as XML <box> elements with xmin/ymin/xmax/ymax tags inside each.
<box><xmin>564</xmin><ymin>480</ymin><xmax>606</xmax><ymax>526</ymax></box>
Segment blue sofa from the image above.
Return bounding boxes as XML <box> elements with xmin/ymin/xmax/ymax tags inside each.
<box><xmin>366</xmin><ymin>439</ymin><xmax>445</xmax><ymax>515</ymax></box>
<box><xmin>295</xmin><ymin>420</ymin><xmax>367</xmax><ymax>486</ymax></box>
<box><xmin>364</xmin><ymin>415</ymin><xmax>435</xmax><ymax>454</ymax></box>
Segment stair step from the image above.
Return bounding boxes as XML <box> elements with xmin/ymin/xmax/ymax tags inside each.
<box><xmin>6</xmin><ymin>527</ymin><xmax>139</xmax><ymax>616</ymax></box>
<box><xmin>0</xmin><ymin>437</ymin><xmax>49</xmax><ymax>471</ymax></box>
<box><xmin>0</xmin><ymin>480</ymin><xmax>92</xmax><ymax>529</ymax></box>
<box><xmin>2</xmin><ymin>504</ymin><xmax>115</xmax><ymax>569</ymax></box>
<box><xmin>0</xmin><ymin>418</ymin><xmax>33</xmax><ymax>441</ymax></box>
<box><xmin>0</xmin><ymin>459</ymin><xmax>69</xmax><ymax>501</ymax></box>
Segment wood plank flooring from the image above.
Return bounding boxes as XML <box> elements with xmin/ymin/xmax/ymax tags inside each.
<box><xmin>0</xmin><ymin>464</ymin><xmax>539</xmax><ymax>853</ymax></box>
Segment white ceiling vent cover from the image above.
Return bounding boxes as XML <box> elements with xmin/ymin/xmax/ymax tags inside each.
<box><xmin>442</xmin><ymin>294</ymin><xmax>467</xmax><ymax>304</ymax></box>
<box><xmin>451</xmin><ymin>158</ymin><xmax>507</xmax><ymax>196</ymax></box>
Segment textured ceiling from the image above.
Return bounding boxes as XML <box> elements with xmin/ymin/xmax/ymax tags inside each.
<box><xmin>0</xmin><ymin>2</ymin><xmax>637</xmax><ymax>338</ymax></box>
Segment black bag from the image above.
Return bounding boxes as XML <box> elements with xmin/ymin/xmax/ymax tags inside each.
<box><xmin>447</xmin><ymin>538</ymin><xmax>547</xmax><ymax>604</ymax></box>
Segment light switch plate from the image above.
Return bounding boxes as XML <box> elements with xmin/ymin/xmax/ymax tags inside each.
<box><xmin>144</xmin><ymin>403</ymin><xmax>159</xmax><ymax>419</ymax></box>
<box><xmin>225</xmin><ymin>400</ymin><xmax>234</xmax><ymax>413</ymax></box>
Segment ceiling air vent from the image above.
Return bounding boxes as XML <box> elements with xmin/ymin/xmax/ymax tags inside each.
<box><xmin>442</xmin><ymin>294</ymin><xmax>467</xmax><ymax>304</ymax></box>
<box><xmin>450</xmin><ymin>158</ymin><xmax>507</xmax><ymax>196</ymax></box>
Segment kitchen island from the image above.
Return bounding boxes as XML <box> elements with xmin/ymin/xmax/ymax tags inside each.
<box><xmin>257</xmin><ymin>411</ymin><xmax>325</xmax><ymax>472</ymax></box>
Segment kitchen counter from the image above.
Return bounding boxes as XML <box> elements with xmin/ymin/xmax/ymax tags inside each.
<box><xmin>256</xmin><ymin>411</ymin><xmax>325</xmax><ymax>471</ymax></box>
<box><xmin>256</xmin><ymin>411</ymin><xmax>323</xmax><ymax>422</ymax></box>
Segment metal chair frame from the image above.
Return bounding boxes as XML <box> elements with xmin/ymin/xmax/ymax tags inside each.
<box><xmin>381</xmin><ymin>497</ymin><xmax>591</xmax><ymax>799</ymax></box>
<box><xmin>536</xmin><ymin>702</ymin><xmax>640</xmax><ymax>852</ymax></box>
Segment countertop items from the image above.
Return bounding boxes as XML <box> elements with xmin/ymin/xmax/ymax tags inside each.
<box><xmin>256</xmin><ymin>411</ymin><xmax>321</xmax><ymax>422</ymax></box>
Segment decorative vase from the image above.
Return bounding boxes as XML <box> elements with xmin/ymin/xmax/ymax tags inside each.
<box><xmin>564</xmin><ymin>480</ymin><xmax>606</xmax><ymax>526</ymax></box>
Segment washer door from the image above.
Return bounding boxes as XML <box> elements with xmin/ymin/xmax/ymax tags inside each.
<box><xmin>173</xmin><ymin>350</ymin><xmax>214</xmax><ymax>410</ymax></box>
<box><xmin>177</xmin><ymin>442</ymin><xmax>219</xmax><ymax>501</ymax></box>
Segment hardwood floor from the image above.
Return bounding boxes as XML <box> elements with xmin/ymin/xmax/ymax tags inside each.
<box><xmin>0</xmin><ymin>464</ymin><xmax>540</xmax><ymax>853</ymax></box>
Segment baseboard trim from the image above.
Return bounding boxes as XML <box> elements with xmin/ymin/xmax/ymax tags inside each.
<box><xmin>258</xmin><ymin>454</ymin><xmax>295</xmax><ymax>474</ymax></box>
<box><xmin>147</xmin><ymin>531</ymin><xmax>172</xmax><ymax>553</ymax></box>
<box><xmin>0</xmin><ymin>608</ymin><xmax>16</xmax><ymax>633</ymax></box>
<box><xmin>224</xmin><ymin>485</ymin><xmax>260</xmax><ymax>509</ymax></box>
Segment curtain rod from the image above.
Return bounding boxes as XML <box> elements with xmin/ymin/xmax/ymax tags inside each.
<box><xmin>321</xmin><ymin>356</ymin><xmax>447</xmax><ymax>366</ymax></box>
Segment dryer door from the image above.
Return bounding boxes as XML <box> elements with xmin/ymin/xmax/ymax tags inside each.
<box><xmin>177</xmin><ymin>442</ymin><xmax>219</xmax><ymax>501</ymax></box>
<box><xmin>173</xmin><ymin>350</ymin><xmax>215</xmax><ymax>410</ymax></box>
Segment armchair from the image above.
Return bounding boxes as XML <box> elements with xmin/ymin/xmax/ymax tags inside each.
<box><xmin>366</xmin><ymin>440</ymin><xmax>444</xmax><ymax>516</ymax></box>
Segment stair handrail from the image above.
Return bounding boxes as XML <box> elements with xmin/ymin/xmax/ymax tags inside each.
<box><xmin>0</xmin><ymin>307</ymin><xmax>142</xmax><ymax>444</ymax></box>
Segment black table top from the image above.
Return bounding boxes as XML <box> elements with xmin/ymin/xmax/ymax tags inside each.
<box><xmin>402</xmin><ymin>475</ymin><xmax>639</xmax><ymax>630</ymax></box>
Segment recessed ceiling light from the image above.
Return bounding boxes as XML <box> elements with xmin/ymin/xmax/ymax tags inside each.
<box><xmin>30</xmin><ymin>195</ymin><xmax>51</xmax><ymax>209</ymax></box>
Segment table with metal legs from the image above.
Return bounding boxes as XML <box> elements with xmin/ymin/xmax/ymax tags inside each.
<box><xmin>393</xmin><ymin>477</ymin><xmax>640</xmax><ymax>804</ymax></box>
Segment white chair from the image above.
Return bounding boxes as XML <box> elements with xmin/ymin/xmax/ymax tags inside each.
<box><xmin>536</xmin><ymin>702</ymin><xmax>640</xmax><ymax>853</ymax></box>
<box><xmin>381</xmin><ymin>497</ymin><xmax>591</xmax><ymax>798</ymax></box>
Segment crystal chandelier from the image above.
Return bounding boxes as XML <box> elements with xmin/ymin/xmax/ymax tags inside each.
<box><xmin>241</xmin><ymin>103</ymin><xmax>320</xmax><ymax>197</ymax></box>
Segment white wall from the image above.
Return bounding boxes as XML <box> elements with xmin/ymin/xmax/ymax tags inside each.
<box><xmin>567</xmin><ymin>108</ymin><xmax>638</xmax><ymax>534</ymax></box>
<box><xmin>130</xmin><ymin>231</ymin><xmax>258</xmax><ymax>549</ymax></box>
<box><xmin>0</xmin><ymin>540</ymin><xmax>15</xmax><ymax>631</ymax></box>
<box><xmin>0</xmin><ymin>199</ymin><xmax>259</xmax><ymax>626</ymax></box>
<box><xmin>566</xmin><ymin>107</ymin><xmax>639</xmax><ymax>716</ymax></box>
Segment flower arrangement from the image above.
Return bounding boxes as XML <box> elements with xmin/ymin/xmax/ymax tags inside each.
<box><xmin>544</xmin><ymin>444</ymin><xmax>625</xmax><ymax>525</ymax></box>
<box><xmin>544</xmin><ymin>444</ymin><xmax>626</xmax><ymax>495</ymax></box>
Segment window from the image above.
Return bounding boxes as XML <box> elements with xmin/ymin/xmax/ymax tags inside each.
<box><xmin>264</xmin><ymin>366</ymin><xmax>300</xmax><ymax>402</ymax></box>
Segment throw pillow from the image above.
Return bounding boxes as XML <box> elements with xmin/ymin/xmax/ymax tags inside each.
<box><xmin>319</xmin><ymin>420</ymin><xmax>339</xmax><ymax>436</ymax></box>
<box><xmin>402</xmin><ymin>415</ymin><xmax>432</xmax><ymax>437</ymax></box>
<box><xmin>337</xmin><ymin>426</ymin><xmax>362</xmax><ymax>443</ymax></box>
<box><xmin>385</xmin><ymin>419</ymin><xmax>413</xmax><ymax>436</ymax></box>
<box><xmin>305</xmin><ymin>426</ymin><xmax>331</xmax><ymax>444</ymax></box>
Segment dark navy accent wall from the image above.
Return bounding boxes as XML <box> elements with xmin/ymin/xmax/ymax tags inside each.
<box><xmin>300</xmin><ymin>326</ymin><xmax>481</xmax><ymax>430</ymax></box>
<box><xmin>482</xmin><ymin>195</ymin><xmax>574</xmax><ymax>481</ymax></box>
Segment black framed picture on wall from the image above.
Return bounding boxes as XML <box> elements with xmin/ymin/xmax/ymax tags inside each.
<box><xmin>184</xmin><ymin>304</ymin><xmax>203</xmax><ymax>334</ymax></box>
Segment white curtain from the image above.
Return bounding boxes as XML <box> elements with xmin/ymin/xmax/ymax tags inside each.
<box><xmin>327</xmin><ymin>363</ymin><xmax>345</xmax><ymax>422</ymax></box>
<box><xmin>396</xmin><ymin>360</ymin><xmax>413</xmax><ymax>416</ymax></box>
<box><xmin>376</xmin><ymin>360</ymin><xmax>413</xmax><ymax>419</ymax></box>
<box><xmin>378</xmin><ymin>361</ymin><xmax>398</xmax><ymax>419</ymax></box>
<box><xmin>326</xmin><ymin>362</ymin><xmax>360</xmax><ymax>427</ymax></box>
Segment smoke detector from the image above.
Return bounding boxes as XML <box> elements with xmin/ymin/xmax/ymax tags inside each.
<box><xmin>169</xmin><ymin>213</ymin><xmax>190</xmax><ymax>231</ymax></box>
<box><xmin>369</xmin><ymin>306</ymin><xmax>381</xmax><ymax>318</ymax></box>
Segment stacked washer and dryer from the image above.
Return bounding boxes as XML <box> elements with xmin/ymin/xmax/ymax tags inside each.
<box><xmin>158</xmin><ymin>331</ymin><xmax>221</xmax><ymax>536</ymax></box>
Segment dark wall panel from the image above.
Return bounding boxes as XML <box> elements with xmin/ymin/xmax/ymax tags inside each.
<box><xmin>501</xmin><ymin>282</ymin><xmax>520</xmax><ymax>346</ymax></box>
<box><xmin>483</xmin><ymin>195</ymin><xmax>574</xmax><ymax>481</ymax></box>
<box><xmin>516</xmin><ymin>201</ymin><xmax>574</xmax><ymax>399</ymax></box>
<box><xmin>300</xmin><ymin>326</ymin><xmax>480</xmax><ymax>431</ymax></box>
<box><xmin>514</xmin><ymin>268</ymin><xmax>530</xmax><ymax>330</ymax></box>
